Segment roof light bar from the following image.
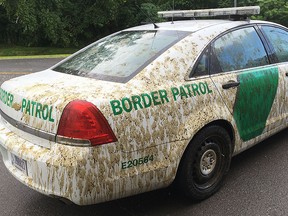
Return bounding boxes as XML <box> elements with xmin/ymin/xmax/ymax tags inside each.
<box><xmin>158</xmin><ymin>6</ymin><xmax>260</xmax><ymax>18</ymax></box>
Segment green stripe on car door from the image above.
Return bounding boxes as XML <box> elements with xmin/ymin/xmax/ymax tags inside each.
<box><xmin>233</xmin><ymin>66</ymin><xmax>279</xmax><ymax>141</ymax></box>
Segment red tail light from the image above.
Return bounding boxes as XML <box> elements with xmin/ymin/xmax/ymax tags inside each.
<box><xmin>57</xmin><ymin>100</ymin><xmax>117</xmax><ymax>146</ymax></box>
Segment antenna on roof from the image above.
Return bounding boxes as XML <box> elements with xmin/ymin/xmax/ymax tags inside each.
<box><xmin>136</xmin><ymin>3</ymin><xmax>159</xmax><ymax>29</ymax></box>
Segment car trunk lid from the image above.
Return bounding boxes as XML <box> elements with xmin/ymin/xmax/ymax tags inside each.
<box><xmin>0</xmin><ymin>70</ymin><xmax>119</xmax><ymax>148</ymax></box>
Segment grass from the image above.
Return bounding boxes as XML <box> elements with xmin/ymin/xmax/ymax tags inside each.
<box><xmin>0</xmin><ymin>44</ymin><xmax>78</xmax><ymax>59</ymax></box>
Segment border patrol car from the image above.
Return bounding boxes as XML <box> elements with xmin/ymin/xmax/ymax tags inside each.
<box><xmin>0</xmin><ymin>6</ymin><xmax>288</xmax><ymax>205</ymax></box>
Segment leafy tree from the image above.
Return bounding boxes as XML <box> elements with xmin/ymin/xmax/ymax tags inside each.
<box><xmin>0</xmin><ymin>0</ymin><xmax>126</xmax><ymax>47</ymax></box>
<box><xmin>218</xmin><ymin>0</ymin><xmax>232</xmax><ymax>8</ymax></box>
<box><xmin>1</xmin><ymin>0</ymin><xmax>288</xmax><ymax>47</ymax></box>
<box><xmin>256</xmin><ymin>0</ymin><xmax>288</xmax><ymax>27</ymax></box>
<box><xmin>0</xmin><ymin>5</ymin><xmax>8</xmax><ymax>43</ymax></box>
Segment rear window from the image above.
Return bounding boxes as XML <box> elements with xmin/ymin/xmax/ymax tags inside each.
<box><xmin>53</xmin><ymin>30</ymin><xmax>189</xmax><ymax>83</ymax></box>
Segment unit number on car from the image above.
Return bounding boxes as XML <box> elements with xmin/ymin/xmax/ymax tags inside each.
<box><xmin>121</xmin><ymin>155</ymin><xmax>154</xmax><ymax>169</ymax></box>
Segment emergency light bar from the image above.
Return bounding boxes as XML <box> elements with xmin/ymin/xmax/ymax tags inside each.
<box><xmin>158</xmin><ymin>6</ymin><xmax>260</xmax><ymax>18</ymax></box>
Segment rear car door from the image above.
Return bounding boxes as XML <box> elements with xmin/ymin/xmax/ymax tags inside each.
<box><xmin>209</xmin><ymin>26</ymin><xmax>284</xmax><ymax>142</ymax></box>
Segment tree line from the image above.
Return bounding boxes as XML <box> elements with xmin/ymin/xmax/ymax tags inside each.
<box><xmin>0</xmin><ymin>0</ymin><xmax>287</xmax><ymax>47</ymax></box>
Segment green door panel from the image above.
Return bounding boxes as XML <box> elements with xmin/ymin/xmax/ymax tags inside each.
<box><xmin>233</xmin><ymin>67</ymin><xmax>279</xmax><ymax>141</ymax></box>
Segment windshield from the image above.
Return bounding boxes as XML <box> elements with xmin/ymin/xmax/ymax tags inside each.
<box><xmin>53</xmin><ymin>30</ymin><xmax>190</xmax><ymax>83</ymax></box>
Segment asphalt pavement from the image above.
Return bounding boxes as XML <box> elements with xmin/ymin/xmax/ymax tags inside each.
<box><xmin>1</xmin><ymin>58</ymin><xmax>288</xmax><ymax>216</ymax></box>
<box><xmin>0</xmin><ymin>58</ymin><xmax>63</xmax><ymax>86</ymax></box>
<box><xmin>0</xmin><ymin>58</ymin><xmax>63</xmax><ymax>72</ymax></box>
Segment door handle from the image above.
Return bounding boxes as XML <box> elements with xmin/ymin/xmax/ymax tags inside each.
<box><xmin>222</xmin><ymin>81</ymin><xmax>240</xmax><ymax>89</ymax></box>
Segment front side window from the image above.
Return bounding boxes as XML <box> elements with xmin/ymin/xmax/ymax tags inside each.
<box><xmin>53</xmin><ymin>30</ymin><xmax>189</xmax><ymax>83</ymax></box>
<box><xmin>261</xmin><ymin>26</ymin><xmax>288</xmax><ymax>63</ymax></box>
<box><xmin>211</xmin><ymin>27</ymin><xmax>269</xmax><ymax>74</ymax></box>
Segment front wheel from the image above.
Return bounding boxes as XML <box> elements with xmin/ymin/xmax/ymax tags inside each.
<box><xmin>177</xmin><ymin>125</ymin><xmax>232</xmax><ymax>201</ymax></box>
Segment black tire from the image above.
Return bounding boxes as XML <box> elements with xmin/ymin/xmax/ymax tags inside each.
<box><xmin>177</xmin><ymin>125</ymin><xmax>232</xmax><ymax>201</ymax></box>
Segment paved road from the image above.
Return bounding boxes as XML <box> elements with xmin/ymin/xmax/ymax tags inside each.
<box><xmin>0</xmin><ymin>58</ymin><xmax>63</xmax><ymax>72</ymax></box>
<box><xmin>1</xmin><ymin>59</ymin><xmax>288</xmax><ymax>216</ymax></box>
<box><xmin>0</xmin><ymin>58</ymin><xmax>63</xmax><ymax>86</ymax></box>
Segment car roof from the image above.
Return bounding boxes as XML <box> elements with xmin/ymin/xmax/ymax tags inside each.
<box><xmin>125</xmin><ymin>19</ymin><xmax>274</xmax><ymax>33</ymax></box>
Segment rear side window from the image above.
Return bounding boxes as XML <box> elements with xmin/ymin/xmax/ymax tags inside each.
<box><xmin>261</xmin><ymin>26</ymin><xmax>288</xmax><ymax>63</ymax></box>
<box><xmin>53</xmin><ymin>30</ymin><xmax>189</xmax><ymax>83</ymax></box>
<box><xmin>211</xmin><ymin>27</ymin><xmax>269</xmax><ymax>74</ymax></box>
<box><xmin>192</xmin><ymin>48</ymin><xmax>209</xmax><ymax>77</ymax></box>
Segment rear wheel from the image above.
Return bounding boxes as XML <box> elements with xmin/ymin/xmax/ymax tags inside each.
<box><xmin>178</xmin><ymin>125</ymin><xmax>232</xmax><ymax>200</ymax></box>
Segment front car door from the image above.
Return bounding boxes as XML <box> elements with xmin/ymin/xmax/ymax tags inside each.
<box><xmin>209</xmin><ymin>25</ymin><xmax>286</xmax><ymax>149</ymax></box>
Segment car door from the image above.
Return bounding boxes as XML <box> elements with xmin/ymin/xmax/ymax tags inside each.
<box><xmin>260</xmin><ymin>24</ymin><xmax>288</xmax><ymax>121</ymax></box>
<box><xmin>209</xmin><ymin>26</ymin><xmax>284</xmax><ymax>142</ymax></box>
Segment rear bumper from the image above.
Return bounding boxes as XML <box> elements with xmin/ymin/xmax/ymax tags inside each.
<box><xmin>0</xmin><ymin>116</ymin><xmax>122</xmax><ymax>205</ymax></box>
<box><xmin>0</xmin><ymin>122</ymin><xmax>87</xmax><ymax>204</ymax></box>
<box><xmin>0</xmin><ymin>116</ymin><xmax>174</xmax><ymax>205</ymax></box>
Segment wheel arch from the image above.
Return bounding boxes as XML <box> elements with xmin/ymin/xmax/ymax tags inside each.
<box><xmin>174</xmin><ymin>119</ymin><xmax>235</xmax><ymax>183</ymax></box>
<box><xmin>203</xmin><ymin>120</ymin><xmax>235</xmax><ymax>153</ymax></box>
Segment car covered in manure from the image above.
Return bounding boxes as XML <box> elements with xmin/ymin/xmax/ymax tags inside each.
<box><xmin>1</xmin><ymin>6</ymin><xmax>288</xmax><ymax>205</ymax></box>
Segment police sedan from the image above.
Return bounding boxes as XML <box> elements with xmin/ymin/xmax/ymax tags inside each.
<box><xmin>0</xmin><ymin>6</ymin><xmax>288</xmax><ymax>205</ymax></box>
